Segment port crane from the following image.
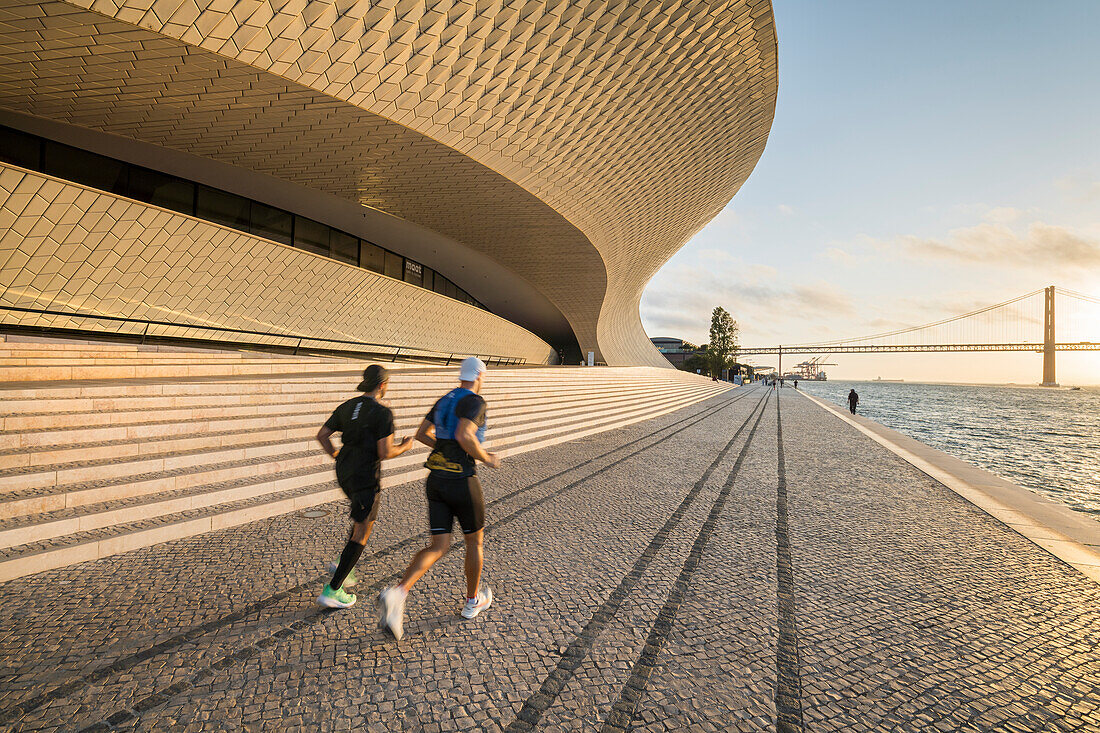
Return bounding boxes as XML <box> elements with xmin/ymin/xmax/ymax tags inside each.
<box><xmin>788</xmin><ymin>356</ymin><xmax>835</xmax><ymax>381</ymax></box>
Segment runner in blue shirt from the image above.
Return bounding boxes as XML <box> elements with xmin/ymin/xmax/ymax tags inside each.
<box><xmin>378</xmin><ymin>358</ymin><xmax>500</xmax><ymax>640</ymax></box>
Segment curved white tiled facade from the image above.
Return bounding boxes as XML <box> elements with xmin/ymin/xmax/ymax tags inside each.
<box><xmin>0</xmin><ymin>166</ymin><xmax>555</xmax><ymax>363</ymax></box>
<box><xmin>0</xmin><ymin>0</ymin><xmax>777</xmax><ymax>365</ymax></box>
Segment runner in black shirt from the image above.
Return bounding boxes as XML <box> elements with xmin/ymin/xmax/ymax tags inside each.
<box><xmin>378</xmin><ymin>357</ymin><xmax>500</xmax><ymax>639</ymax></box>
<box><xmin>315</xmin><ymin>364</ymin><xmax>412</xmax><ymax>609</ymax></box>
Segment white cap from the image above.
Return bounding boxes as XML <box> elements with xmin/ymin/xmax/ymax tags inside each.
<box><xmin>459</xmin><ymin>357</ymin><xmax>486</xmax><ymax>382</ymax></box>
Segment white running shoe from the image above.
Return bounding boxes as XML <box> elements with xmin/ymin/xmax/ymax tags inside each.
<box><xmin>378</xmin><ymin>586</ymin><xmax>407</xmax><ymax>640</ymax></box>
<box><xmin>461</xmin><ymin>587</ymin><xmax>493</xmax><ymax>619</ymax></box>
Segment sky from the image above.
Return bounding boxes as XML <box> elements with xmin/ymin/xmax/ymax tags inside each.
<box><xmin>639</xmin><ymin>0</ymin><xmax>1100</xmax><ymax>385</ymax></box>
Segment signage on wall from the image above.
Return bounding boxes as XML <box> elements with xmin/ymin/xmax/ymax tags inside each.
<box><xmin>405</xmin><ymin>261</ymin><xmax>422</xmax><ymax>276</ymax></box>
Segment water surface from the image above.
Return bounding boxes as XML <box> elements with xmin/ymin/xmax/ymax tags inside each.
<box><xmin>799</xmin><ymin>380</ymin><xmax>1100</xmax><ymax>518</ymax></box>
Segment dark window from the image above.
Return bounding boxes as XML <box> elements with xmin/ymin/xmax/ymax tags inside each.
<box><xmin>330</xmin><ymin>230</ymin><xmax>358</xmax><ymax>265</ymax></box>
<box><xmin>360</xmin><ymin>241</ymin><xmax>384</xmax><ymax>273</ymax></box>
<box><xmin>0</xmin><ymin>127</ymin><xmax>40</xmax><ymax>169</ymax></box>
<box><xmin>403</xmin><ymin>258</ymin><xmax>423</xmax><ymax>286</ymax></box>
<box><xmin>249</xmin><ymin>202</ymin><xmax>293</xmax><ymax>245</ymax></box>
<box><xmin>383</xmin><ymin>250</ymin><xmax>403</xmax><ymax>280</ymax></box>
<box><xmin>43</xmin><ymin>141</ymin><xmax>126</xmax><ymax>195</ymax></box>
<box><xmin>293</xmin><ymin>217</ymin><xmax>330</xmax><ymax>256</ymax></box>
<box><xmin>0</xmin><ymin>127</ymin><xmax>484</xmax><ymax>308</ymax></box>
<box><xmin>196</xmin><ymin>186</ymin><xmax>250</xmax><ymax>230</ymax></box>
<box><xmin>128</xmin><ymin>167</ymin><xmax>194</xmax><ymax>216</ymax></box>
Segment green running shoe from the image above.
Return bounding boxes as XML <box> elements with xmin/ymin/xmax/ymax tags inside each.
<box><xmin>317</xmin><ymin>583</ymin><xmax>356</xmax><ymax>609</ymax></box>
<box><xmin>326</xmin><ymin>561</ymin><xmax>357</xmax><ymax>587</ymax></box>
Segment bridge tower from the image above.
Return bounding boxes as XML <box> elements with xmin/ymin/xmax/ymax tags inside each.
<box><xmin>1041</xmin><ymin>285</ymin><xmax>1057</xmax><ymax>386</ymax></box>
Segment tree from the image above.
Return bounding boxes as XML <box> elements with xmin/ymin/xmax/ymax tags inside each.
<box><xmin>706</xmin><ymin>307</ymin><xmax>739</xmax><ymax>377</ymax></box>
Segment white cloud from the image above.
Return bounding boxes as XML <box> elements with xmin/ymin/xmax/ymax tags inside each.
<box><xmin>820</xmin><ymin>247</ymin><xmax>853</xmax><ymax>264</ymax></box>
<box><xmin>776</xmin><ymin>204</ymin><xmax>795</xmax><ymax>216</ymax></box>
<box><xmin>894</xmin><ymin>221</ymin><xmax>1100</xmax><ymax>272</ymax></box>
<box><xmin>981</xmin><ymin>206</ymin><xmax>1022</xmax><ymax>225</ymax></box>
<box><xmin>640</xmin><ymin>254</ymin><xmax>855</xmax><ymax>344</ymax></box>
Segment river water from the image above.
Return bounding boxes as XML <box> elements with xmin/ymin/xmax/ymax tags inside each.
<box><xmin>798</xmin><ymin>380</ymin><xmax>1100</xmax><ymax>519</ymax></box>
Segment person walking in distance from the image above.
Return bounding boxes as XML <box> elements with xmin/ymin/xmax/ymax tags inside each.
<box><xmin>848</xmin><ymin>388</ymin><xmax>859</xmax><ymax>415</ymax></box>
<box><xmin>378</xmin><ymin>357</ymin><xmax>500</xmax><ymax>640</ymax></box>
<box><xmin>315</xmin><ymin>365</ymin><xmax>413</xmax><ymax>609</ymax></box>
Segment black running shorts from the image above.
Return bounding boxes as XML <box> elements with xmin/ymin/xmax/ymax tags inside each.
<box><xmin>426</xmin><ymin>474</ymin><xmax>485</xmax><ymax>535</ymax></box>
<box><xmin>348</xmin><ymin>489</ymin><xmax>381</xmax><ymax>523</ymax></box>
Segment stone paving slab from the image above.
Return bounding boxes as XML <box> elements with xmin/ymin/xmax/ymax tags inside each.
<box><xmin>1</xmin><ymin>386</ymin><xmax>1098</xmax><ymax>731</ymax></box>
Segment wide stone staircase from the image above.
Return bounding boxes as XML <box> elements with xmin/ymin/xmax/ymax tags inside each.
<box><xmin>0</xmin><ymin>336</ymin><xmax>730</xmax><ymax>582</ymax></box>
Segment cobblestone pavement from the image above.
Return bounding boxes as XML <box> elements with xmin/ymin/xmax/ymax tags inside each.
<box><xmin>1</xmin><ymin>386</ymin><xmax>1098</xmax><ymax>731</ymax></box>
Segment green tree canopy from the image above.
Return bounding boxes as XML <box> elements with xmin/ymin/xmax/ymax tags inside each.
<box><xmin>706</xmin><ymin>307</ymin><xmax>739</xmax><ymax>376</ymax></box>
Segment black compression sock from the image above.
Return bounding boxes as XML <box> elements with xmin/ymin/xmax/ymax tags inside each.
<box><xmin>331</xmin><ymin>540</ymin><xmax>365</xmax><ymax>590</ymax></box>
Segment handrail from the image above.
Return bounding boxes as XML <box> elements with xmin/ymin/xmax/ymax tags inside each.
<box><xmin>0</xmin><ymin>304</ymin><xmax>528</xmax><ymax>366</ymax></box>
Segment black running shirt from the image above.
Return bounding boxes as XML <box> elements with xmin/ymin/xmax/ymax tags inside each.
<box><xmin>324</xmin><ymin>396</ymin><xmax>394</xmax><ymax>493</ymax></box>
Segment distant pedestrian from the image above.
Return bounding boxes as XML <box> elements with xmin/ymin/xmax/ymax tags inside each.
<box><xmin>316</xmin><ymin>365</ymin><xmax>413</xmax><ymax>609</ymax></box>
<box><xmin>378</xmin><ymin>357</ymin><xmax>500</xmax><ymax>640</ymax></box>
<box><xmin>848</xmin><ymin>388</ymin><xmax>859</xmax><ymax>415</ymax></box>
<box><xmin>794</xmin><ymin>380</ymin><xmax>798</xmax><ymax>390</ymax></box>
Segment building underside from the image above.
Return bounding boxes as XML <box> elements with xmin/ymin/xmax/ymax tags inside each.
<box><xmin>0</xmin><ymin>0</ymin><xmax>777</xmax><ymax>366</ymax></box>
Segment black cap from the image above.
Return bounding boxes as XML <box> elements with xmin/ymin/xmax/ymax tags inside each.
<box><xmin>357</xmin><ymin>364</ymin><xmax>390</xmax><ymax>392</ymax></box>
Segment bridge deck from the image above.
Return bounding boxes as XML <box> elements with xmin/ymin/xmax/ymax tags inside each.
<box><xmin>0</xmin><ymin>386</ymin><xmax>1098</xmax><ymax>731</ymax></box>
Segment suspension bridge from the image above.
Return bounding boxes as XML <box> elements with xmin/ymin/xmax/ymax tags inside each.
<box><xmin>736</xmin><ymin>286</ymin><xmax>1100</xmax><ymax>386</ymax></box>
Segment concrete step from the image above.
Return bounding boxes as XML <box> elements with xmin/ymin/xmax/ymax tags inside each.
<box><xmin>0</xmin><ymin>381</ymin><xmax>720</xmax><ymax>504</ymax></box>
<box><xmin>0</xmin><ymin>380</ymin><xmax>673</xmax><ymax>431</ymax></box>
<box><xmin>0</xmin><ymin>379</ymin><xmax>680</xmax><ymax>443</ymax></box>
<box><xmin>0</xmin><ymin>368</ymin><xmax>685</xmax><ymax>408</ymax></box>
<box><xmin>0</xmin><ymin>383</ymin><xmax>702</xmax><ymax>468</ymax></box>
<box><xmin>0</xmin><ymin>372</ymin><xmax>679</xmax><ymax>417</ymax></box>
<box><xmin>0</xmin><ymin>382</ymin><xmax>730</xmax><ymax>581</ymax></box>
<box><xmin>0</xmin><ymin>362</ymin><xmax>378</xmax><ymax>382</ymax></box>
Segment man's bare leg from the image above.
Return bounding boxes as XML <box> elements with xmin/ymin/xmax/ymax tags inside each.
<box><xmin>398</xmin><ymin>533</ymin><xmax>452</xmax><ymax>592</ymax></box>
<box><xmin>463</xmin><ymin>530</ymin><xmax>484</xmax><ymax>598</ymax></box>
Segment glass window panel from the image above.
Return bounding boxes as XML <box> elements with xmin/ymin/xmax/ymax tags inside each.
<box><xmin>128</xmin><ymin>167</ymin><xmax>194</xmax><ymax>216</ymax></box>
<box><xmin>383</xmin><ymin>250</ymin><xmax>403</xmax><ymax>279</ymax></box>
<box><xmin>433</xmin><ymin>273</ymin><xmax>448</xmax><ymax>295</ymax></box>
<box><xmin>0</xmin><ymin>127</ymin><xmax>40</xmax><ymax>169</ymax></box>
<box><xmin>249</xmin><ymin>202</ymin><xmax>293</xmax><ymax>245</ymax></box>
<box><xmin>330</xmin><ymin>230</ymin><xmax>358</xmax><ymax>264</ymax></box>
<box><xmin>293</xmin><ymin>217</ymin><xmax>330</xmax><ymax>255</ymax></box>
<box><xmin>360</xmin><ymin>241</ymin><xmax>384</xmax><ymax>272</ymax></box>
<box><xmin>445</xmin><ymin>279</ymin><xmax>458</xmax><ymax>299</ymax></box>
<box><xmin>403</xmin><ymin>258</ymin><xmax>423</xmax><ymax>286</ymax></box>
<box><xmin>421</xmin><ymin>267</ymin><xmax>435</xmax><ymax>292</ymax></box>
<box><xmin>43</xmin><ymin>141</ymin><xmax>126</xmax><ymax>194</ymax></box>
<box><xmin>196</xmin><ymin>186</ymin><xmax>250</xmax><ymax>230</ymax></box>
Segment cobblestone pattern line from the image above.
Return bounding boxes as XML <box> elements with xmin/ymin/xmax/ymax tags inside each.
<box><xmin>773</xmin><ymin>394</ymin><xmax>805</xmax><ymax>733</ymax></box>
<box><xmin>620</xmin><ymin>405</ymin><xmax>779</xmax><ymax>732</ymax></box>
<box><xmin>505</xmin><ymin>391</ymin><xmax>769</xmax><ymax>732</ymax></box>
<box><xmin>0</xmin><ymin>390</ymin><xmax>747</xmax><ymax>729</ymax></box>
<box><xmin>784</xmin><ymin>393</ymin><xmax>1100</xmax><ymax>732</ymax></box>
<box><xmin>598</xmin><ymin>392</ymin><xmax>770</xmax><ymax>732</ymax></box>
<box><xmin>5</xmin><ymin>385</ymin><xmax>1099</xmax><ymax>731</ymax></box>
<box><xmin>90</xmin><ymin>390</ymin><xmax>766</xmax><ymax>731</ymax></box>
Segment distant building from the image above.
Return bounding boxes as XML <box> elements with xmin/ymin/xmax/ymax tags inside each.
<box><xmin>650</xmin><ymin>337</ymin><xmax>703</xmax><ymax>369</ymax></box>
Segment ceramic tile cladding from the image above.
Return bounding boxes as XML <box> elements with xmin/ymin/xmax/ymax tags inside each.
<box><xmin>0</xmin><ymin>0</ymin><xmax>777</xmax><ymax>365</ymax></box>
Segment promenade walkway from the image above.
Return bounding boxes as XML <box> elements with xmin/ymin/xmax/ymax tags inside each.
<box><xmin>0</xmin><ymin>386</ymin><xmax>1097</xmax><ymax>731</ymax></box>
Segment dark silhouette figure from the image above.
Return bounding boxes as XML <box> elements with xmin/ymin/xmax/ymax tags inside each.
<box><xmin>847</xmin><ymin>389</ymin><xmax>859</xmax><ymax>414</ymax></box>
